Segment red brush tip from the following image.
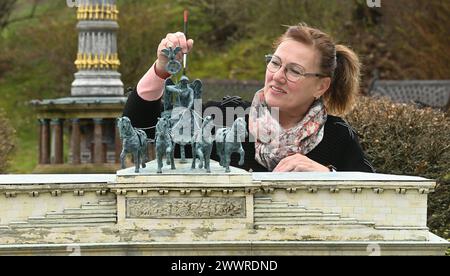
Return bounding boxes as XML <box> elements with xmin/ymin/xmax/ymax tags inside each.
<box><xmin>184</xmin><ymin>10</ymin><xmax>189</xmax><ymax>22</ymax></box>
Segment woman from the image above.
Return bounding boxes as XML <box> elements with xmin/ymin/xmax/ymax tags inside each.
<box><xmin>123</xmin><ymin>23</ymin><xmax>374</xmax><ymax>173</ymax></box>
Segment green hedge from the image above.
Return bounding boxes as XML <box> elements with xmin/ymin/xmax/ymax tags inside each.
<box><xmin>347</xmin><ymin>96</ymin><xmax>450</xmax><ymax>239</ymax></box>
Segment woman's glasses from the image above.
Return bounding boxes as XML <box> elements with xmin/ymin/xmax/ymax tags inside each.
<box><xmin>265</xmin><ymin>54</ymin><xmax>328</xmax><ymax>82</ymax></box>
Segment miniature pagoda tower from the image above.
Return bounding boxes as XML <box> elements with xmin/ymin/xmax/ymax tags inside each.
<box><xmin>32</xmin><ymin>0</ymin><xmax>127</xmax><ymax>173</ymax></box>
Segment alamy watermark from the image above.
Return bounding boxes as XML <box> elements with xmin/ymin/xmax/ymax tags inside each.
<box><xmin>367</xmin><ymin>0</ymin><xmax>381</xmax><ymax>8</ymax></box>
<box><xmin>168</xmin><ymin>99</ymin><xmax>282</xmax><ymax>145</ymax></box>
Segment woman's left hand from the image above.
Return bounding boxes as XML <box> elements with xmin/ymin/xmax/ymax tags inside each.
<box><xmin>273</xmin><ymin>154</ymin><xmax>330</xmax><ymax>172</ymax></box>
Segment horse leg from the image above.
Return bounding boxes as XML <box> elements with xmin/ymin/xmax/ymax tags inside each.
<box><xmin>156</xmin><ymin>152</ymin><xmax>163</xmax><ymax>173</ymax></box>
<box><xmin>197</xmin><ymin>148</ymin><xmax>204</xmax><ymax>169</ymax></box>
<box><xmin>191</xmin><ymin>143</ymin><xmax>196</xmax><ymax>169</ymax></box>
<box><xmin>216</xmin><ymin>143</ymin><xmax>223</xmax><ymax>166</ymax></box>
<box><xmin>134</xmin><ymin>151</ymin><xmax>140</xmax><ymax>173</ymax></box>
<box><xmin>139</xmin><ymin>149</ymin><xmax>144</xmax><ymax>169</ymax></box>
<box><xmin>120</xmin><ymin>149</ymin><xmax>126</xmax><ymax>169</ymax></box>
<box><xmin>205</xmin><ymin>158</ymin><xmax>211</xmax><ymax>173</ymax></box>
<box><xmin>166</xmin><ymin>146</ymin><xmax>170</xmax><ymax>165</ymax></box>
<box><xmin>169</xmin><ymin>145</ymin><xmax>176</xmax><ymax>170</ymax></box>
<box><xmin>225</xmin><ymin>154</ymin><xmax>231</xmax><ymax>173</ymax></box>
<box><xmin>224</xmin><ymin>145</ymin><xmax>231</xmax><ymax>173</ymax></box>
<box><xmin>238</xmin><ymin>146</ymin><xmax>245</xmax><ymax>166</ymax></box>
<box><xmin>166</xmin><ymin>147</ymin><xmax>171</xmax><ymax>168</ymax></box>
<box><xmin>205</xmin><ymin>145</ymin><xmax>212</xmax><ymax>173</ymax></box>
<box><xmin>180</xmin><ymin>144</ymin><xmax>187</xmax><ymax>163</ymax></box>
<box><xmin>141</xmin><ymin>144</ymin><xmax>148</xmax><ymax>168</ymax></box>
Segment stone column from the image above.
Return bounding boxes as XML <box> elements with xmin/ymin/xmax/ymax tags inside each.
<box><xmin>50</xmin><ymin>119</ymin><xmax>64</xmax><ymax>164</ymax></box>
<box><xmin>93</xmin><ymin>118</ymin><xmax>104</xmax><ymax>164</ymax></box>
<box><xmin>72</xmin><ymin>0</ymin><xmax>123</xmax><ymax>96</ymax></box>
<box><xmin>115</xmin><ymin>122</ymin><xmax>121</xmax><ymax>163</ymax></box>
<box><xmin>71</xmin><ymin>118</ymin><xmax>81</xmax><ymax>165</ymax></box>
<box><xmin>39</xmin><ymin>119</ymin><xmax>50</xmax><ymax>164</ymax></box>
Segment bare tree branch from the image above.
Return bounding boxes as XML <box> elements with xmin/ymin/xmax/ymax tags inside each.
<box><xmin>0</xmin><ymin>0</ymin><xmax>40</xmax><ymax>30</ymax></box>
<box><xmin>0</xmin><ymin>0</ymin><xmax>17</xmax><ymax>29</ymax></box>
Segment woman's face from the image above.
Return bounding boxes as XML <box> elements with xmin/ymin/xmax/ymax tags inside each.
<box><xmin>263</xmin><ymin>39</ymin><xmax>327</xmax><ymax>117</ymax></box>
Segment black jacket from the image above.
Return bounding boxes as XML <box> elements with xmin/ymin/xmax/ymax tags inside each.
<box><xmin>123</xmin><ymin>89</ymin><xmax>375</xmax><ymax>173</ymax></box>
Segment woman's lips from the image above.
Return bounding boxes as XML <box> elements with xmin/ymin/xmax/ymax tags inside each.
<box><xmin>269</xmin><ymin>85</ymin><xmax>287</xmax><ymax>94</ymax></box>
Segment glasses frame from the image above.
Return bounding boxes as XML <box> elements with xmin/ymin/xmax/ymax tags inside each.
<box><xmin>265</xmin><ymin>54</ymin><xmax>329</xmax><ymax>82</ymax></box>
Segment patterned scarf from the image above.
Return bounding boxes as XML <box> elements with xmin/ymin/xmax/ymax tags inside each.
<box><xmin>249</xmin><ymin>90</ymin><xmax>327</xmax><ymax>171</ymax></box>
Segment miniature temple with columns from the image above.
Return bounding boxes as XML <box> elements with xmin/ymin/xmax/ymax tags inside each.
<box><xmin>31</xmin><ymin>0</ymin><xmax>126</xmax><ymax>173</ymax></box>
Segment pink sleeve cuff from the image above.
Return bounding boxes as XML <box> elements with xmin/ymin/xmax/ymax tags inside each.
<box><xmin>136</xmin><ymin>63</ymin><xmax>166</xmax><ymax>101</ymax></box>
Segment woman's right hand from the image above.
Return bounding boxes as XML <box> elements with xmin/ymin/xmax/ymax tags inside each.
<box><xmin>155</xmin><ymin>32</ymin><xmax>194</xmax><ymax>76</ymax></box>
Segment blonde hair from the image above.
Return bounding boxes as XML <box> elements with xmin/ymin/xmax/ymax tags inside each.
<box><xmin>274</xmin><ymin>23</ymin><xmax>361</xmax><ymax>115</ymax></box>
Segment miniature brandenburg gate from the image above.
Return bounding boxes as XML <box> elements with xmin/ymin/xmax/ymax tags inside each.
<box><xmin>0</xmin><ymin>160</ymin><xmax>448</xmax><ymax>255</ymax></box>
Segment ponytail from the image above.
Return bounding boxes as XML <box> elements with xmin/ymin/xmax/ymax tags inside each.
<box><xmin>324</xmin><ymin>45</ymin><xmax>361</xmax><ymax>115</ymax></box>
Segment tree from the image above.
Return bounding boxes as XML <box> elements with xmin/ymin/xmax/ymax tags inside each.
<box><xmin>0</xmin><ymin>108</ymin><xmax>15</xmax><ymax>173</ymax></box>
<box><xmin>0</xmin><ymin>0</ymin><xmax>16</xmax><ymax>29</ymax></box>
<box><xmin>0</xmin><ymin>0</ymin><xmax>40</xmax><ymax>31</ymax></box>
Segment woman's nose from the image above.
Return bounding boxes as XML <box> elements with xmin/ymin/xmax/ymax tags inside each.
<box><xmin>272</xmin><ymin>67</ymin><xmax>287</xmax><ymax>83</ymax></box>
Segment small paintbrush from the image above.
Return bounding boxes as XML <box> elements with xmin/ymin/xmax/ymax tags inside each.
<box><xmin>183</xmin><ymin>10</ymin><xmax>189</xmax><ymax>76</ymax></box>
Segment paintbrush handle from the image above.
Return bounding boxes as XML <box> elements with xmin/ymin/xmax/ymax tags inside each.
<box><xmin>183</xmin><ymin>10</ymin><xmax>189</xmax><ymax>74</ymax></box>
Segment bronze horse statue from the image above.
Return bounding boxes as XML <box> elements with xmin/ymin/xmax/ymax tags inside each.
<box><xmin>155</xmin><ymin>116</ymin><xmax>176</xmax><ymax>173</ymax></box>
<box><xmin>191</xmin><ymin>115</ymin><xmax>214</xmax><ymax>173</ymax></box>
<box><xmin>215</xmin><ymin>117</ymin><xmax>248</xmax><ymax>173</ymax></box>
<box><xmin>117</xmin><ymin>116</ymin><xmax>148</xmax><ymax>173</ymax></box>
